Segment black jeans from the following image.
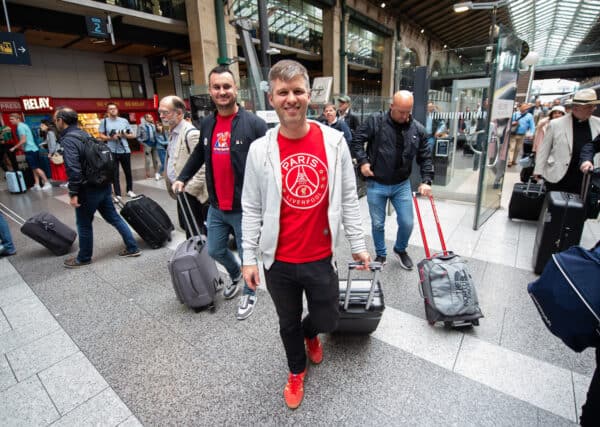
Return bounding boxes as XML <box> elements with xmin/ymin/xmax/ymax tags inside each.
<box><xmin>265</xmin><ymin>257</ymin><xmax>339</xmax><ymax>374</ymax></box>
<box><xmin>112</xmin><ymin>152</ymin><xmax>133</xmax><ymax>196</ymax></box>
<box><xmin>177</xmin><ymin>192</ymin><xmax>208</xmax><ymax>238</ymax></box>
<box><xmin>581</xmin><ymin>346</ymin><xmax>600</xmax><ymax>426</ymax></box>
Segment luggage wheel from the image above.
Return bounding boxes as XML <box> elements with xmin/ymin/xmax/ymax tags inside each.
<box><xmin>471</xmin><ymin>319</ymin><xmax>480</xmax><ymax>326</ymax></box>
<box><xmin>428</xmin><ymin>320</ymin><xmax>435</xmax><ymax>326</ymax></box>
<box><xmin>443</xmin><ymin>321</ymin><xmax>453</xmax><ymax>329</ymax></box>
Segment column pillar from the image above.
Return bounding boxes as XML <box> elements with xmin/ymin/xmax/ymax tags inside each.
<box><xmin>322</xmin><ymin>3</ymin><xmax>342</xmax><ymax>95</ymax></box>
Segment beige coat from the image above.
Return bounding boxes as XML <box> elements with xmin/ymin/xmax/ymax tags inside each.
<box><xmin>534</xmin><ymin>113</ymin><xmax>600</xmax><ymax>183</ymax></box>
<box><xmin>165</xmin><ymin>121</ymin><xmax>208</xmax><ymax>203</ymax></box>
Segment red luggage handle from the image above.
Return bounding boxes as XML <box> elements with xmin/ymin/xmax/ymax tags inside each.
<box><xmin>412</xmin><ymin>193</ymin><xmax>448</xmax><ymax>259</ymax></box>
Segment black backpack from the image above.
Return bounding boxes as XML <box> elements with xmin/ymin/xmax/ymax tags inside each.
<box><xmin>76</xmin><ymin>134</ymin><xmax>116</xmax><ymax>186</ymax></box>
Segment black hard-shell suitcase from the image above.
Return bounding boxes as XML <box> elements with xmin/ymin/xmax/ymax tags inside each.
<box><xmin>532</xmin><ymin>191</ymin><xmax>586</xmax><ymax>274</ymax></box>
<box><xmin>508</xmin><ymin>179</ymin><xmax>545</xmax><ymax>221</ymax></box>
<box><xmin>119</xmin><ymin>195</ymin><xmax>173</xmax><ymax>249</ymax></box>
<box><xmin>336</xmin><ymin>261</ymin><xmax>384</xmax><ymax>334</ymax></box>
<box><xmin>413</xmin><ymin>193</ymin><xmax>483</xmax><ymax>327</ymax></box>
<box><xmin>168</xmin><ymin>192</ymin><xmax>222</xmax><ymax>311</ymax></box>
<box><xmin>20</xmin><ymin>212</ymin><xmax>77</xmax><ymax>256</ymax></box>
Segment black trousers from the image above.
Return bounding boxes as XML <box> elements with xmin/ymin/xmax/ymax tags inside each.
<box><xmin>177</xmin><ymin>192</ymin><xmax>207</xmax><ymax>238</ymax></box>
<box><xmin>581</xmin><ymin>346</ymin><xmax>600</xmax><ymax>426</ymax></box>
<box><xmin>265</xmin><ymin>257</ymin><xmax>339</xmax><ymax>374</ymax></box>
<box><xmin>112</xmin><ymin>152</ymin><xmax>133</xmax><ymax>196</ymax></box>
<box><xmin>0</xmin><ymin>143</ymin><xmax>18</xmax><ymax>172</ymax></box>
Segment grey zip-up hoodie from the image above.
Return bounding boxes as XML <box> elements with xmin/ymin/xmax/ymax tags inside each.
<box><xmin>241</xmin><ymin>120</ymin><xmax>367</xmax><ymax>270</ymax></box>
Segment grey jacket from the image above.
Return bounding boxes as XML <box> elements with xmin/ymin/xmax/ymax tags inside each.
<box><xmin>534</xmin><ymin>113</ymin><xmax>600</xmax><ymax>183</ymax></box>
<box><xmin>241</xmin><ymin>121</ymin><xmax>367</xmax><ymax>270</ymax></box>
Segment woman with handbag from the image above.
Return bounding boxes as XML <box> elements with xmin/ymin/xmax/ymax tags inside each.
<box><xmin>40</xmin><ymin>120</ymin><xmax>68</xmax><ymax>184</ymax></box>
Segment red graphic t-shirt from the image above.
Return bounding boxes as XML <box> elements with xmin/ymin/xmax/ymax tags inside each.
<box><xmin>275</xmin><ymin>122</ymin><xmax>332</xmax><ymax>263</ymax></box>
<box><xmin>211</xmin><ymin>113</ymin><xmax>236</xmax><ymax>210</ymax></box>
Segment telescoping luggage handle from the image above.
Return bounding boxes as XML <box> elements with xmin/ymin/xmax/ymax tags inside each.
<box><xmin>343</xmin><ymin>261</ymin><xmax>383</xmax><ymax>311</ymax></box>
<box><xmin>176</xmin><ymin>191</ymin><xmax>203</xmax><ymax>238</ymax></box>
<box><xmin>412</xmin><ymin>193</ymin><xmax>448</xmax><ymax>259</ymax></box>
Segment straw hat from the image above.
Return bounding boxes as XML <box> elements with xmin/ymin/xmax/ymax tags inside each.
<box><xmin>571</xmin><ymin>88</ymin><xmax>600</xmax><ymax>105</ymax></box>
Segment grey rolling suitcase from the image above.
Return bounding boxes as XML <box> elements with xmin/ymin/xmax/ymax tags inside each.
<box><xmin>336</xmin><ymin>261</ymin><xmax>384</xmax><ymax>334</ymax></box>
<box><xmin>413</xmin><ymin>193</ymin><xmax>483</xmax><ymax>328</ymax></box>
<box><xmin>6</xmin><ymin>171</ymin><xmax>26</xmax><ymax>194</ymax></box>
<box><xmin>168</xmin><ymin>192</ymin><xmax>222</xmax><ymax>311</ymax></box>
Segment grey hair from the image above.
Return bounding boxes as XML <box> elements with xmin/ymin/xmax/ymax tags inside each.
<box><xmin>268</xmin><ymin>60</ymin><xmax>310</xmax><ymax>94</ymax></box>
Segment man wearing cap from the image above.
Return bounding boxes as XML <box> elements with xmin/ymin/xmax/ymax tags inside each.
<box><xmin>337</xmin><ymin>95</ymin><xmax>360</xmax><ymax>134</ymax></box>
<box><xmin>534</xmin><ymin>88</ymin><xmax>600</xmax><ymax>194</ymax></box>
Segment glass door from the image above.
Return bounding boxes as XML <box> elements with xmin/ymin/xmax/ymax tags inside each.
<box><xmin>473</xmin><ymin>30</ymin><xmax>522</xmax><ymax>229</ymax></box>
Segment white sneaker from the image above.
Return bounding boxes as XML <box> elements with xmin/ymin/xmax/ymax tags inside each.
<box><xmin>42</xmin><ymin>182</ymin><xmax>52</xmax><ymax>190</ymax></box>
<box><xmin>155</xmin><ymin>173</ymin><xmax>162</xmax><ymax>181</ymax></box>
<box><xmin>126</xmin><ymin>191</ymin><xmax>137</xmax><ymax>198</ymax></box>
<box><xmin>32</xmin><ymin>184</ymin><xmax>42</xmax><ymax>191</ymax></box>
<box><xmin>59</xmin><ymin>182</ymin><xmax>69</xmax><ymax>188</ymax></box>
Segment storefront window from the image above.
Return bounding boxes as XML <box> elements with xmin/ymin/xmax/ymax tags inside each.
<box><xmin>232</xmin><ymin>0</ymin><xmax>322</xmax><ymax>54</ymax></box>
<box><xmin>180</xmin><ymin>66</ymin><xmax>193</xmax><ymax>99</ymax></box>
<box><xmin>105</xmin><ymin>62</ymin><xmax>146</xmax><ymax>99</ymax></box>
<box><xmin>96</xmin><ymin>0</ymin><xmax>186</xmax><ymax>20</ymax></box>
<box><xmin>347</xmin><ymin>23</ymin><xmax>384</xmax><ymax>69</ymax></box>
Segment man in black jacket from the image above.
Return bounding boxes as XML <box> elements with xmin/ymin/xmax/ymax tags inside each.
<box><xmin>54</xmin><ymin>106</ymin><xmax>140</xmax><ymax>268</ymax></box>
<box><xmin>172</xmin><ymin>66</ymin><xmax>268</xmax><ymax>320</ymax></box>
<box><xmin>337</xmin><ymin>95</ymin><xmax>360</xmax><ymax>135</ymax></box>
<box><xmin>351</xmin><ymin>90</ymin><xmax>434</xmax><ymax>269</ymax></box>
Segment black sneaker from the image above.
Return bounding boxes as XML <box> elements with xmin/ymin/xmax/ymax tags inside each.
<box><xmin>394</xmin><ymin>249</ymin><xmax>413</xmax><ymax>270</ymax></box>
<box><xmin>374</xmin><ymin>255</ymin><xmax>387</xmax><ymax>265</ymax></box>
<box><xmin>223</xmin><ymin>272</ymin><xmax>241</xmax><ymax>300</ymax></box>
<box><xmin>118</xmin><ymin>248</ymin><xmax>142</xmax><ymax>257</ymax></box>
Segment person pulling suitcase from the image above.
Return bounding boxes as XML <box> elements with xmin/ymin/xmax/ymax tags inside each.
<box><xmin>53</xmin><ymin>106</ymin><xmax>141</xmax><ymax>268</ymax></box>
<box><xmin>241</xmin><ymin>60</ymin><xmax>370</xmax><ymax>410</ymax></box>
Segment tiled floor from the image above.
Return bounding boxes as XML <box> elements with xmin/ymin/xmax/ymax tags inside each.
<box><xmin>0</xmin><ymin>153</ymin><xmax>598</xmax><ymax>425</ymax></box>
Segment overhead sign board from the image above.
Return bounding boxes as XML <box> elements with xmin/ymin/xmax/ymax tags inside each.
<box><xmin>85</xmin><ymin>16</ymin><xmax>109</xmax><ymax>39</ymax></box>
<box><xmin>0</xmin><ymin>32</ymin><xmax>31</xmax><ymax>66</ymax></box>
<box><xmin>20</xmin><ymin>96</ymin><xmax>53</xmax><ymax>112</ymax></box>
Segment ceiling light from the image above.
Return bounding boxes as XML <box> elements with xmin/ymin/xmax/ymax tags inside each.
<box><xmin>443</xmin><ymin>44</ymin><xmax>447</xmax><ymax>49</ymax></box>
<box><xmin>420</xmin><ymin>29</ymin><xmax>424</xmax><ymax>34</ymax></box>
<box><xmin>453</xmin><ymin>1</ymin><xmax>509</xmax><ymax>13</ymax></box>
<box><xmin>380</xmin><ymin>2</ymin><xmax>386</xmax><ymax>7</ymax></box>
<box><xmin>90</xmin><ymin>38</ymin><xmax>106</xmax><ymax>44</ymax></box>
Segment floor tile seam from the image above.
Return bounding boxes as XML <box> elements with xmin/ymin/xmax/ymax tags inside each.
<box><xmin>0</xmin><ymin>306</ymin><xmax>13</xmax><ymax>331</ymax></box>
<box><xmin>498</xmin><ymin>307</ymin><xmax>507</xmax><ymax>346</ymax></box>
<box><xmin>570</xmin><ymin>370</ymin><xmax>579</xmax><ymax>425</ymax></box>
<box><xmin>3</xmin><ymin>353</ymin><xmax>17</xmax><ymax>387</ymax></box>
<box><xmin>45</xmin><ymin>385</ymin><xmax>125</xmax><ymax>426</ymax></box>
<box><xmin>36</xmin><ymin>371</ymin><xmax>62</xmax><ymax>419</ymax></box>
<box><xmin>451</xmin><ymin>333</ymin><xmax>465</xmax><ymax>372</ymax></box>
<box><xmin>9</xmin><ymin>345</ymin><xmax>81</xmax><ymax>384</ymax></box>
<box><xmin>0</xmin><ymin>323</ymin><xmax>63</xmax><ymax>354</ymax></box>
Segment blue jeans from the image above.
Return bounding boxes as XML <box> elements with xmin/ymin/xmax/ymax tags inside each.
<box><xmin>206</xmin><ymin>206</ymin><xmax>254</xmax><ymax>296</ymax></box>
<box><xmin>75</xmin><ymin>185</ymin><xmax>138</xmax><ymax>263</ymax></box>
<box><xmin>366</xmin><ymin>179</ymin><xmax>413</xmax><ymax>257</ymax></box>
<box><xmin>0</xmin><ymin>212</ymin><xmax>16</xmax><ymax>254</ymax></box>
<box><xmin>157</xmin><ymin>148</ymin><xmax>166</xmax><ymax>174</ymax></box>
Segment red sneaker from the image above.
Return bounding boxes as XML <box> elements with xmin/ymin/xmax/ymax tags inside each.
<box><xmin>284</xmin><ymin>370</ymin><xmax>306</xmax><ymax>409</ymax></box>
<box><xmin>305</xmin><ymin>336</ymin><xmax>323</xmax><ymax>364</ymax></box>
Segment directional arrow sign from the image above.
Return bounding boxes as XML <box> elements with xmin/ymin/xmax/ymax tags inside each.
<box><xmin>0</xmin><ymin>32</ymin><xmax>31</xmax><ymax>66</ymax></box>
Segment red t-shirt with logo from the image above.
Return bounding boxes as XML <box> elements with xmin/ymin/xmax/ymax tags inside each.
<box><xmin>211</xmin><ymin>113</ymin><xmax>235</xmax><ymax>210</ymax></box>
<box><xmin>275</xmin><ymin>122</ymin><xmax>332</xmax><ymax>263</ymax></box>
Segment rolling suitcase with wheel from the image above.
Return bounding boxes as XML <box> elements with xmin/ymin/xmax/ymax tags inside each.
<box><xmin>532</xmin><ymin>174</ymin><xmax>596</xmax><ymax>274</ymax></box>
<box><xmin>336</xmin><ymin>261</ymin><xmax>384</xmax><ymax>334</ymax></box>
<box><xmin>118</xmin><ymin>195</ymin><xmax>173</xmax><ymax>249</ymax></box>
<box><xmin>6</xmin><ymin>171</ymin><xmax>26</xmax><ymax>193</ymax></box>
<box><xmin>168</xmin><ymin>192</ymin><xmax>222</xmax><ymax>311</ymax></box>
<box><xmin>20</xmin><ymin>212</ymin><xmax>77</xmax><ymax>256</ymax></box>
<box><xmin>413</xmin><ymin>193</ymin><xmax>483</xmax><ymax>327</ymax></box>
<box><xmin>508</xmin><ymin>179</ymin><xmax>545</xmax><ymax>221</ymax></box>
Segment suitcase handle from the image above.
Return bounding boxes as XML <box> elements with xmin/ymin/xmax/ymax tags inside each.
<box><xmin>412</xmin><ymin>193</ymin><xmax>448</xmax><ymax>259</ymax></box>
<box><xmin>176</xmin><ymin>191</ymin><xmax>202</xmax><ymax>237</ymax></box>
<box><xmin>343</xmin><ymin>261</ymin><xmax>382</xmax><ymax>311</ymax></box>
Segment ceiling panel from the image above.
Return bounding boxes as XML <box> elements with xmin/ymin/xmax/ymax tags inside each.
<box><xmin>24</xmin><ymin>29</ymin><xmax>80</xmax><ymax>48</ymax></box>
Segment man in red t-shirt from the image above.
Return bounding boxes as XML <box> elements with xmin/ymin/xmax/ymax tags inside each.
<box><xmin>241</xmin><ymin>60</ymin><xmax>371</xmax><ymax>410</ymax></box>
<box><xmin>173</xmin><ymin>66</ymin><xmax>268</xmax><ymax>320</ymax></box>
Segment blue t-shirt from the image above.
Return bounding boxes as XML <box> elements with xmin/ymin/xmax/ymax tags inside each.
<box><xmin>17</xmin><ymin>122</ymin><xmax>38</xmax><ymax>152</ymax></box>
<box><xmin>99</xmin><ymin>117</ymin><xmax>132</xmax><ymax>154</ymax></box>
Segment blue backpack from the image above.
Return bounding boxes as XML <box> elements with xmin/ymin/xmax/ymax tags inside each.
<box><xmin>528</xmin><ymin>243</ymin><xmax>600</xmax><ymax>352</ymax></box>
